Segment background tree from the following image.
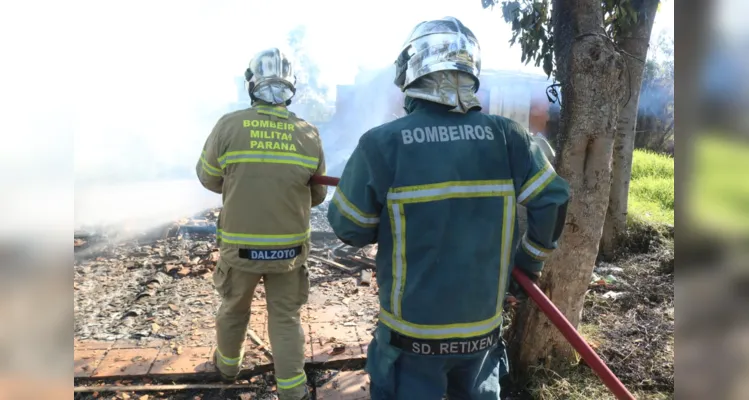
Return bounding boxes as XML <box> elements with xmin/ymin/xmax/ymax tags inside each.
<box><xmin>484</xmin><ymin>0</ymin><xmax>631</xmax><ymax>373</ymax></box>
<box><xmin>601</xmin><ymin>0</ymin><xmax>663</xmax><ymax>258</ymax></box>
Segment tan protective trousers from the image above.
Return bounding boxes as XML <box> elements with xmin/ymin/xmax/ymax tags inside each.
<box><xmin>213</xmin><ymin>260</ymin><xmax>310</xmax><ymax>400</ymax></box>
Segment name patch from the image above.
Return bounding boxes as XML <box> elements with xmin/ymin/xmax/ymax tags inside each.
<box><xmin>238</xmin><ymin>246</ymin><xmax>302</xmax><ymax>261</ymax></box>
<box><xmin>401</xmin><ymin>125</ymin><xmax>495</xmax><ymax>145</ymax></box>
<box><xmin>389</xmin><ymin>328</ymin><xmax>501</xmax><ymax>356</ymax></box>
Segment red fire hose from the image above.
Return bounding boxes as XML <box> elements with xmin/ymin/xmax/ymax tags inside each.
<box><xmin>310</xmin><ymin>175</ymin><xmax>636</xmax><ymax>400</ymax></box>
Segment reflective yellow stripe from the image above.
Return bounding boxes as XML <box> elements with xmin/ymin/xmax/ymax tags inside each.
<box><xmin>385</xmin><ymin>180</ymin><xmax>515</xmax><ymax>322</ymax></box>
<box><xmin>498</xmin><ymin>196</ymin><xmax>515</xmax><ymax>313</ymax></box>
<box><xmin>201</xmin><ymin>162</ymin><xmax>222</xmax><ymax>177</ymax></box>
<box><xmin>518</xmin><ymin>164</ymin><xmax>556</xmax><ymax>205</ymax></box>
<box><xmin>218</xmin><ymin>151</ymin><xmax>318</xmax><ymax>169</ymax></box>
<box><xmin>255</xmin><ymin>105</ymin><xmax>290</xmax><ymax>119</ymax></box>
<box><xmin>216</xmin><ymin>347</ymin><xmax>243</xmax><ymax>366</ymax></box>
<box><xmin>201</xmin><ymin>151</ymin><xmax>222</xmax><ymax>177</ymax></box>
<box><xmin>217</xmin><ymin>229</ymin><xmax>310</xmax><ymax>246</ymax></box>
<box><xmin>388</xmin><ymin>180</ymin><xmax>514</xmax><ymax>204</ymax></box>
<box><xmin>521</xmin><ymin>234</ymin><xmax>552</xmax><ymax>261</ymax></box>
<box><xmin>332</xmin><ymin>189</ymin><xmax>379</xmax><ymax>228</ymax></box>
<box><xmin>276</xmin><ymin>372</ymin><xmax>307</xmax><ymax>390</ymax></box>
<box><xmin>379</xmin><ymin>307</ymin><xmax>503</xmax><ymax>340</ymax></box>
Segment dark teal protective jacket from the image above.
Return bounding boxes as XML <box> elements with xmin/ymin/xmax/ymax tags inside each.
<box><xmin>327</xmin><ymin>97</ymin><xmax>570</xmax><ymax>341</ymax></box>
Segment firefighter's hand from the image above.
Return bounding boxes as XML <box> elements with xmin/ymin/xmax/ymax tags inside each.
<box><xmin>507</xmin><ymin>269</ymin><xmax>541</xmax><ymax>306</ymax></box>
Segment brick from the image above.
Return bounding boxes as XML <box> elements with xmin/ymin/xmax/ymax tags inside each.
<box><xmin>251</xmin><ymin>300</ymin><xmax>268</xmax><ymax>311</ymax></box>
<box><xmin>317</xmin><ymin>371</ymin><xmax>370</xmax><ymax>400</ymax></box>
<box><xmin>301</xmin><ymin>303</ymin><xmax>311</xmax><ymax>321</ymax></box>
<box><xmin>307</xmin><ymin>303</ymin><xmax>349</xmax><ymax>323</ymax></box>
<box><xmin>75</xmin><ymin>340</ymin><xmax>114</xmax><ymax>350</ymax></box>
<box><xmin>92</xmin><ymin>348</ymin><xmax>159</xmax><ymax>377</ymax></box>
<box><xmin>354</xmin><ymin>323</ymin><xmax>376</xmax><ymax>343</ymax></box>
<box><xmin>186</xmin><ymin>328</ymin><xmax>217</xmax><ymax>347</ymax></box>
<box><xmin>309</xmin><ymin>323</ymin><xmax>364</xmax><ymax>363</ymax></box>
<box><xmin>74</xmin><ymin>349</ymin><xmax>107</xmax><ymax>378</ymax></box>
<box><xmin>112</xmin><ymin>338</ymin><xmax>164</xmax><ymax>349</ymax></box>
<box><xmin>312</xmin><ymin>342</ymin><xmax>365</xmax><ymax>363</ymax></box>
<box><xmin>309</xmin><ymin>323</ymin><xmax>359</xmax><ymax>344</ymax></box>
<box><xmin>150</xmin><ymin>346</ymin><xmax>215</xmax><ymax>375</ymax></box>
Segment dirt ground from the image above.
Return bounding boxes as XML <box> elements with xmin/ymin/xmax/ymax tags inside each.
<box><xmin>519</xmin><ymin>225</ymin><xmax>675</xmax><ymax>400</ymax></box>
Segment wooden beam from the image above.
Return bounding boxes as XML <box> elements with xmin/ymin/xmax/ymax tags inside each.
<box><xmin>308</xmin><ymin>255</ymin><xmax>354</xmax><ymax>273</ymax></box>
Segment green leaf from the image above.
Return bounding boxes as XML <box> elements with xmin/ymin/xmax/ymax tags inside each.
<box><xmin>543</xmin><ymin>52</ymin><xmax>553</xmax><ymax>77</ymax></box>
<box><xmin>501</xmin><ymin>1</ymin><xmax>521</xmax><ymax>21</ymax></box>
<box><xmin>482</xmin><ymin>0</ymin><xmax>499</xmax><ymax>9</ymax></box>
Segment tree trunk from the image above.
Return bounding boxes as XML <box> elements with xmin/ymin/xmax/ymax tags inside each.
<box><xmin>601</xmin><ymin>0</ymin><xmax>660</xmax><ymax>259</ymax></box>
<box><xmin>508</xmin><ymin>0</ymin><xmax>626</xmax><ymax>373</ymax></box>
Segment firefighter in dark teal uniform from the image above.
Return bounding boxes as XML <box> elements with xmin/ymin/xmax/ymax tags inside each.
<box><xmin>327</xmin><ymin>17</ymin><xmax>570</xmax><ymax>399</ymax></box>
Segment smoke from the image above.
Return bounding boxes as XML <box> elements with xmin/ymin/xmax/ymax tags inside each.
<box><xmin>69</xmin><ymin>1</ymin><xmax>672</xmax><ymax>234</ymax></box>
<box><xmin>636</xmin><ymin>31</ymin><xmax>675</xmax><ymax>116</ymax></box>
<box><xmin>319</xmin><ymin>67</ymin><xmax>406</xmax><ymax>177</ymax></box>
<box><xmin>73</xmin><ymin>94</ymin><xmax>229</xmax><ymax>231</ymax></box>
<box><xmin>307</xmin><ymin>66</ymin><xmax>562</xmax><ymax>179</ymax></box>
<box><xmin>286</xmin><ymin>25</ymin><xmax>335</xmax><ymax>126</ymax></box>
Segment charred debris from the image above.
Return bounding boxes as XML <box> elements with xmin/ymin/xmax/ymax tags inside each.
<box><xmin>74</xmin><ymin>203</ymin><xmax>377</xmax><ymax>343</ymax></box>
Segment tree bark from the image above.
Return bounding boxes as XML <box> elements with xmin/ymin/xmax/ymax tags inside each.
<box><xmin>601</xmin><ymin>0</ymin><xmax>661</xmax><ymax>259</ymax></box>
<box><xmin>508</xmin><ymin>0</ymin><xmax>626</xmax><ymax>374</ymax></box>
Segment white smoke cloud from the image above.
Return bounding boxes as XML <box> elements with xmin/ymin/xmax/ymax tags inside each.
<box><xmin>3</xmin><ymin>0</ymin><xmax>668</xmax><ymax>232</ymax></box>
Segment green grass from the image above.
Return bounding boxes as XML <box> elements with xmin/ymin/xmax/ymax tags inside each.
<box><xmin>627</xmin><ymin>150</ymin><xmax>674</xmax><ymax>227</ymax></box>
<box><xmin>691</xmin><ymin>135</ymin><xmax>749</xmax><ymax>235</ymax></box>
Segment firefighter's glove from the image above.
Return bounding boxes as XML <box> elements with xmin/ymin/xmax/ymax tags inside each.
<box><xmin>507</xmin><ymin>269</ymin><xmax>540</xmax><ymax>306</ymax></box>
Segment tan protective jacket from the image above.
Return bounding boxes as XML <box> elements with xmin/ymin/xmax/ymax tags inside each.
<box><xmin>197</xmin><ymin>103</ymin><xmax>327</xmax><ymax>273</ymax></box>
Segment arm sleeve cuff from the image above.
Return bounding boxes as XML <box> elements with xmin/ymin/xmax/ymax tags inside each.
<box><xmin>515</xmin><ymin>250</ymin><xmax>544</xmax><ymax>274</ymax></box>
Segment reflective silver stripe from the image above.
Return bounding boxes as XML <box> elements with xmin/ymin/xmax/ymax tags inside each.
<box><xmin>217</xmin><ymin>229</ymin><xmax>309</xmax><ymax>246</ymax></box>
<box><xmin>522</xmin><ymin>234</ymin><xmax>551</xmax><ymax>260</ymax></box>
<box><xmin>518</xmin><ymin>166</ymin><xmax>555</xmax><ymax>204</ymax></box>
<box><xmin>216</xmin><ymin>348</ymin><xmax>242</xmax><ymax>366</ymax></box>
<box><xmin>218</xmin><ymin>152</ymin><xmax>317</xmax><ymax>169</ymax></box>
<box><xmin>497</xmin><ymin>196</ymin><xmax>515</xmax><ymax>313</ymax></box>
<box><xmin>379</xmin><ymin>307</ymin><xmax>503</xmax><ymax>339</ymax></box>
<box><xmin>391</xmin><ymin>203</ymin><xmax>405</xmax><ymax>317</ymax></box>
<box><xmin>201</xmin><ymin>152</ymin><xmax>222</xmax><ymax>176</ymax></box>
<box><xmin>276</xmin><ymin>372</ymin><xmax>307</xmax><ymax>389</ymax></box>
<box><xmin>387</xmin><ymin>183</ymin><xmax>514</xmax><ymax>202</ymax></box>
<box><xmin>332</xmin><ymin>190</ymin><xmax>380</xmax><ymax>226</ymax></box>
<box><xmin>201</xmin><ymin>161</ymin><xmax>222</xmax><ymax>177</ymax></box>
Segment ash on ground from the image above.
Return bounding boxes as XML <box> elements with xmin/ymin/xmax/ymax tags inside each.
<box><xmin>74</xmin><ymin>202</ymin><xmax>378</xmax><ymax>347</ymax></box>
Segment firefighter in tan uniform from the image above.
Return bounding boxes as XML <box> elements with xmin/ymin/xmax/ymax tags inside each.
<box><xmin>196</xmin><ymin>48</ymin><xmax>326</xmax><ymax>400</ymax></box>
